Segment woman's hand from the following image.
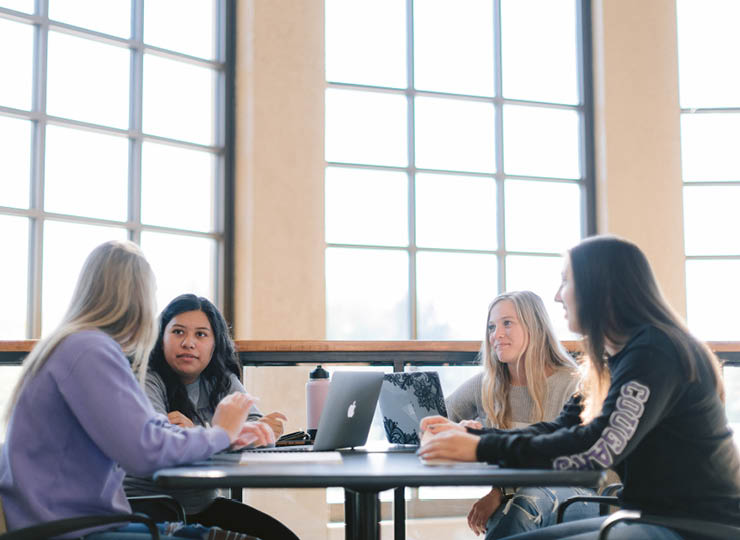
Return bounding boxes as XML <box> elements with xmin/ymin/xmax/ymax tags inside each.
<box><xmin>459</xmin><ymin>419</ymin><xmax>483</xmax><ymax>430</ymax></box>
<box><xmin>259</xmin><ymin>411</ymin><xmax>288</xmax><ymax>438</ymax></box>
<box><xmin>467</xmin><ymin>487</ymin><xmax>504</xmax><ymax>536</ymax></box>
<box><xmin>420</xmin><ymin>415</ymin><xmax>461</xmax><ymax>433</ymax></box>
<box><xmin>233</xmin><ymin>421</ymin><xmax>275</xmax><ymax>448</ymax></box>
<box><xmin>417</xmin><ymin>428</ymin><xmax>480</xmax><ymax>462</ymax></box>
<box><xmin>167</xmin><ymin>410</ymin><xmax>195</xmax><ymax>428</ymax></box>
<box><xmin>212</xmin><ymin>392</ymin><xmax>255</xmax><ymax>443</ymax></box>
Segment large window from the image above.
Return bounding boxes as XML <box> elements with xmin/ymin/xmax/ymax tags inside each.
<box><xmin>0</xmin><ymin>0</ymin><xmax>232</xmax><ymax>339</ymax></box>
<box><xmin>324</xmin><ymin>0</ymin><xmax>593</xmax><ymax>340</ymax></box>
<box><xmin>677</xmin><ymin>0</ymin><xmax>740</xmax><ymax>343</ymax></box>
<box><xmin>677</xmin><ymin>0</ymin><xmax>740</xmax><ymax>439</ymax></box>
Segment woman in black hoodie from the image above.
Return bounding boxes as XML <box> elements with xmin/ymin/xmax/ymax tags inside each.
<box><xmin>419</xmin><ymin>235</ymin><xmax>740</xmax><ymax>540</ymax></box>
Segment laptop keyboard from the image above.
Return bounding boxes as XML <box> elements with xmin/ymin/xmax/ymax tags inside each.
<box><xmin>243</xmin><ymin>445</ymin><xmax>314</xmax><ymax>453</ymax></box>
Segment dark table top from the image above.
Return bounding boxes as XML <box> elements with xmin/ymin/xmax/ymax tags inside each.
<box><xmin>153</xmin><ymin>450</ymin><xmax>606</xmax><ymax>492</ymax></box>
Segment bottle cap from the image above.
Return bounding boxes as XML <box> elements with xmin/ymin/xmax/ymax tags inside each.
<box><xmin>309</xmin><ymin>365</ymin><xmax>329</xmax><ymax>379</ymax></box>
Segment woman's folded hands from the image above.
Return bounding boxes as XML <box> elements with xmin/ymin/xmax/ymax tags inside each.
<box><xmin>418</xmin><ymin>415</ymin><xmax>481</xmax><ymax>462</ymax></box>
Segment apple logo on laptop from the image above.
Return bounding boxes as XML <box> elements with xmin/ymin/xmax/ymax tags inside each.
<box><xmin>347</xmin><ymin>400</ymin><xmax>357</xmax><ymax>418</ymax></box>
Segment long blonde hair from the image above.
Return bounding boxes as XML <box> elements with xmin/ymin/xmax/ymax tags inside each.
<box><xmin>5</xmin><ymin>240</ymin><xmax>158</xmax><ymax>420</ymax></box>
<box><xmin>481</xmin><ymin>291</ymin><xmax>577</xmax><ymax>429</ymax></box>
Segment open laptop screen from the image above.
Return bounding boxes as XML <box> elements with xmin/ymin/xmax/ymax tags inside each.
<box><xmin>379</xmin><ymin>371</ymin><xmax>447</xmax><ymax>445</ymax></box>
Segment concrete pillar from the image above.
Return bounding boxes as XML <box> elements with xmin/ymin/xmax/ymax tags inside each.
<box><xmin>592</xmin><ymin>0</ymin><xmax>686</xmax><ymax>316</ymax></box>
<box><xmin>234</xmin><ymin>1</ymin><xmax>327</xmax><ymax>538</ymax></box>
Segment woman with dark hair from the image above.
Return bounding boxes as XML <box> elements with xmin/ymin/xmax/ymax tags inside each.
<box><xmin>125</xmin><ymin>294</ymin><xmax>297</xmax><ymax>540</ymax></box>
<box><xmin>419</xmin><ymin>235</ymin><xmax>740</xmax><ymax>539</ymax></box>
<box><xmin>146</xmin><ymin>294</ymin><xmax>285</xmax><ymax>434</ymax></box>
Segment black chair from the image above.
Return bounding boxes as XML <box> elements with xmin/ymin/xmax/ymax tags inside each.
<box><xmin>556</xmin><ymin>485</ymin><xmax>740</xmax><ymax>540</ymax></box>
<box><xmin>0</xmin><ymin>512</ymin><xmax>160</xmax><ymax>540</ymax></box>
<box><xmin>0</xmin><ymin>495</ymin><xmax>183</xmax><ymax>539</ymax></box>
<box><xmin>599</xmin><ymin>509</ymin><xmax>740</xmax><ymax>540</ymax></box>
<box><xmin>556</xmin><ymin>482</ymin><xmax>622</xmax><ymax>522</ymax></box>
<box><xmin>128</xmin><ymin>495</ymin><xmax>187</xmax><ymax>523</ymax></box>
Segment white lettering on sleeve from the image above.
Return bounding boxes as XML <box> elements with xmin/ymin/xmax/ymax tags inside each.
<box><xmin>553</xmin><ymin>381</ymin><xmax>650</xmax><ymax>470</ymax></box>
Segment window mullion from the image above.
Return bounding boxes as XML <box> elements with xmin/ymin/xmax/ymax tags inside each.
<box><xmin>577</xmin><ymin>0</ymin><xmax>596</xmax><ymax>237</ymax></box>
<box><xmin>493</xmin><ymin>0</ymin><xmax>506</xmax><ymax>294</ymax></box>
<box><xmin>406</xmin><ymin>0</ymin><xmax>416</xmax><ymax>340</ymax></box>
<box><xmin>28</xmin><ymin>0</ymin><xmax>49</xmax><ymax>338</ymax></box>
<box><xmin>214</xmin><ymin>0</ymin><xmax>231</xmax><ymax>315</ymax></box>
<box><xmin>128</xmin><ymin>0</ymin><xmax>144</xmax><ymax>244</ymax></box>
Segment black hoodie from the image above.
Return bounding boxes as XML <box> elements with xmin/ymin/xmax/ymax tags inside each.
<box><xmin>472</xmin><ymin>325</ymin><xmax>740</xmax><ymax>525</ymax></box>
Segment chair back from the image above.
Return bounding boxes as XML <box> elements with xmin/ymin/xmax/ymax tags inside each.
<box><xmin>128</xmin><ymin>495</ymin><xmax>186</xmax><ymax>523</ymax></box>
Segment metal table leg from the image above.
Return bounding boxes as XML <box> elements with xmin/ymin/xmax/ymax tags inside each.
<box><xmin>394</xmin><ymin>487</ymin><xmax>405</xmax><ymax>540</ymax></box>
<box><xmin>230</xmin><ymin>487</ymin><xmax>243</xmax><ymax>502</ymax></box>
<box><xmin>345</xmin><ymin>488</ymin><xmax>380</xmax><ymax>540</ymax></box>
<box><xmin>344</xmin><ymin>489</ymin><xmax>358</xmax><ymax>540</ymax></box>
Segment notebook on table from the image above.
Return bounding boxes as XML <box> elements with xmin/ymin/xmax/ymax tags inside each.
<box><xmin>378</xmin><ymin>371</ymin><xmax>447</xmax><ymax>446</ymax></box>
<box><xmin>229</xmin><ymin>371</ymin><xmax>384</xmax><ymax>464</ymax></box>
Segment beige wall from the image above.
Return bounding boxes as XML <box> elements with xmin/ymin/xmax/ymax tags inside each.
<box><xmin>593</xmin><ymin>0</ymin><xmax>686</xmax><ymax>317</ymax></box>
<box><xmin>234</xmin><ymin>0</ymin><xmax>326</xmax><ymax>341</ymax></box>
<box><xmin>234</xmin><ymin>3</ymin><xmax>327</xmax><ymax>538</ymax></box>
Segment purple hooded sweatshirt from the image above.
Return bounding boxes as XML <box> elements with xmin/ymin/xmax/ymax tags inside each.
<box><xmin>0</xmin><ymin>330</ymin><xmax>230</xmax><ymax>535</ymax></box>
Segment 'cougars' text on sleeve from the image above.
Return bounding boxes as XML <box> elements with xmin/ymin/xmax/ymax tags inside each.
<box><xmin>552</xmin><ymin>381</ymin><xmax>650</xmax><ymax>470</ymax></box>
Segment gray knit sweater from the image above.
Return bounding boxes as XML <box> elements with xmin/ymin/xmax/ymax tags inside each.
<box><xmin>446</xmin><ymin>368</ymin><xmax>578</xmax><ymax>428</ymax></box>
<box><xmin>124</xmin><ymin>371</ymin><xmax>262</xmax><ymax>513</ymax></box>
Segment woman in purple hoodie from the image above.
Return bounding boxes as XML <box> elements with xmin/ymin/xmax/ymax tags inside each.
<box><xmin>0</xmin><ymin>240</ymin><xmax>273</xmax><ymax>540</ymax></box>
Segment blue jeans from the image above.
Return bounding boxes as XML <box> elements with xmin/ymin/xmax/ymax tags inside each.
<box><xmin>485</xmin><ymin>487</ymin><xmax>601</xmax><ymax>539</ymax></box>
<box><xmin>498</xmin><ymin>516</ymin><xmax>685</xmax><ymax>540</ymax></box>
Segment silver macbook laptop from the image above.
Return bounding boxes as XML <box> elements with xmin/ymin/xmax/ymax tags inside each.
<box><xmin>379</xmin><ymin>371</ymin><xmax>447</xmax><ymax>446</ymax></box>
<box><xmin>245</xmin><ymin>370</ymin><xmax>384</xmax><ymax>452</ymax></box>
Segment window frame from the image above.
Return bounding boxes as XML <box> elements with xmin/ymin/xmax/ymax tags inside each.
<box><xmin>676</xmin><ymin>0</ymin><xmax>740</xmax><ymax>341</ymax></box>
<box><xmin>0</xmin><ymin>0</ymin><xmax>235</xmax><ymax>337</ymax></box>
<box><xmin>681</xmin><ymin>107</ymin><xmax>740</xmax><ymax>309</ymax></box>
<box><xmin>324</xmin><ymin>0</ymin><xmax>595</xmax><ymax>339</ymax></box>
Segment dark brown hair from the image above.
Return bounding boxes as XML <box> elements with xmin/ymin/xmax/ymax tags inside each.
<box><xmin>149</xmin><ymin>294</ymin><xmax>241</xmax><ymax>423</ymax></box>
<box><xmin>569</xmin><ymin>235</ymin><xmax>724</xmax><ymax>418</ymax></box>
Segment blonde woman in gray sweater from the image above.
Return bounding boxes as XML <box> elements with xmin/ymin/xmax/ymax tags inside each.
<box><xmin>446</xmin><ymin>290</ymin><xmax>598</xmax><ymax>539</ymax></box>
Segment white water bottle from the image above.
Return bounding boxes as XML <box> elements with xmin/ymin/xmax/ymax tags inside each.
<box><xmin>306</xmin><ymin>365</ymin><xmax>330</xmax><ymax>440</ymax></box>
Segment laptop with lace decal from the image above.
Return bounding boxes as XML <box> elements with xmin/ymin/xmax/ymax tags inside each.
<box><xmin>379</xmin><ymin>371</ymin><xmax>447</xmax><ymax>446</ymax></box>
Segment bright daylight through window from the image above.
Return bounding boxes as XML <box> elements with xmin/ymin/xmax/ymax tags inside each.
<box><xmin>324</xmin><ymin>0</ymin><xmax>592</xmax><ymax>507</ymax></box>
<box><xmin>676</xmin><ymin>0</ymin><xmax>740</xmax><ymax>432</ymax></box>
<box><xmin>677</xmin><ymin>0</ymin><xmax>740</xmax><ymax>342</ymax></box>
<box><xmin>324</xmin><ymin>0</ymin><xmax>591</xmax><ymax>345</ymax></box>
<box><xmin>0</xmin><ymin>0</ymin><xmax>227</xmax><ymax>342</ymax></box>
